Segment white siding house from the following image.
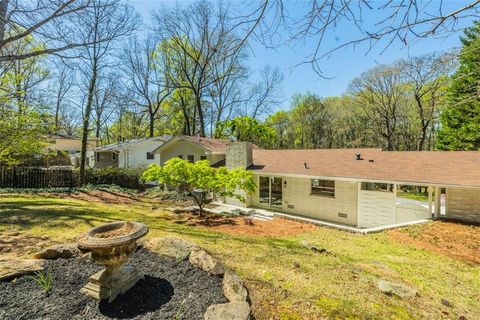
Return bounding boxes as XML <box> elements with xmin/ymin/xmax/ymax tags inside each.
<box><xmin>94</xmin><ymin>136</ymin><xmax>170</xmax><ymax>169</ymax></box>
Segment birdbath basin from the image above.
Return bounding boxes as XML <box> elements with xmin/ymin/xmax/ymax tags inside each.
<box><xmin>77</xmin><ymin>221</ymin><xmax>148</xmax><ymax>302</ymax></box>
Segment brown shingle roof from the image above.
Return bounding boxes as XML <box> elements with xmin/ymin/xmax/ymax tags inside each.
<box><xmin>250</xmin><ymin>149</ymin><xmax>480</xmax><ymax>187</ymax></box>
<box><xmin>179</xmin><ymin>135</ymin><xmax>231</xmax><ymax>153</ymax></box>
<box><xmin>175</xmin><ymin>135</ymin><xmax>260</xmax><ymax>153</ymax></box>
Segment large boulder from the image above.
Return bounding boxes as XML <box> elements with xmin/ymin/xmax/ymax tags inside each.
<box><xmin>33</xmin><ymin>243</ymin><xmax>81</xmax><ymax>259</ymax></box>
<box><xmin>0</xmin><ymin>258</ymin><xmax>45</xmax><ymax>281</ymax></box>
<box><xmin>204</xmin><ymin>301</ymin><xmax>250</xmax><ymax>320</ymax></box>
<box><xmin>189</xmin><ymin>249</ymin><xmax>225</xmax><ymax>276</ymax></box>
<box><xmin>144</xmin><ymin>236</ymin><xmax>200</xmax><ymax>260</ymax></box>
<box><xmin>378</xmin><ymin>279</ymin><xmax>417</xmax><ymax>298</ymax></box>
<box><xmin>223</xmin><ymin>270</ymin><xmax>248</xmax><ymax>302</ymax></box>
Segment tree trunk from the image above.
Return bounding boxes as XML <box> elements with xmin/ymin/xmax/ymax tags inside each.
<box><xmin>192</xmin><ymin>192</ymin><xmax>205</xmax><ymax>216</ymax></box>
<box><xmin>54</xmin><ymin>100</ymin><xmax>60</xmax><ymax>131</ymax></box>
<box><xmin>80</xmin><ymin>64</ymin><xmax>97</xmax><ymax>185</ymax></box>
<box><xmin>95</xmin><ymin>115</ymin><xmax>101</xmax><ymax>139</ymax></box>
<box><xmin>195</xmin><ymin>95</ymin><xmax>205</xmax><ymax>137</ymax></box>
<box><xmin>0</xmin><ymin>0</ymin><xmax>9</xmax><ymax>44</ymax></box>
<box><xmin>148</xmin><ymin>110</ymin><xmax>154</xmax><ymax>137</ymax></box>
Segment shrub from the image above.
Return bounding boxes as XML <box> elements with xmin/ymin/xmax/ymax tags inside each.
<box><xmin>142</xmin><ymin>158</ymin><xmax>256</xmax><ymax>215</ymax></box>
<box><xmin>80</xmin><ymin>167</ymin><xmax>145</xmax><ymax>190</ymax></box>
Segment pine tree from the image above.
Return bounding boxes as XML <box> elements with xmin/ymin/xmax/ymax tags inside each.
<box><xmin>437</xmin><ymin>21</ymin><xmax>480</xmax><ymax>150</ymax></box>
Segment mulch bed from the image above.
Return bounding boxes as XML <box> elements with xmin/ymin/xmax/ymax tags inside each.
<box><xmin>388</xmin><ymin>220</ymin><xmax>480</xmax><ymax>265</ymax></box>
<box><xmin>0</xmin><ymin>249</ymin><xmax>227</xmax><ymax>320</ymax></box>
<box><xmin>174</xmin><ymin>213</ymin><xmax>317</xmax><ymax>237</ymax></box>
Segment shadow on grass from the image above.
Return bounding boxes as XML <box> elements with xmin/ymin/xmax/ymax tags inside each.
<box><xmin>0</xmin><ymin>195</ymin><xmax>308</xmax><ymax>251</ymax></box>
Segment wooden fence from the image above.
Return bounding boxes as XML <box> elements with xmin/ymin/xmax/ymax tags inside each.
<box><xmin>0</xmin><ymin>167</ymin><xmax>75</xmax><ymax>189</ymax></box>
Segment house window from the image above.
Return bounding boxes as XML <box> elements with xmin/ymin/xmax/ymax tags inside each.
<box><xmin>187</xmin><ymin>155</ymin><xmax>194</xmax><ymax>163</ymax></box>
<box><xmin>146</xmin><ymin>152</ymin><xmax>154</xmax><ymax>160</ymax></box>
<box><xmin>112</xmin><ymin>153</ymin><xmax>116</xmax><ymax>160</ymax></box>
<box><xmin>200</xmin><ymin>155</ymin><xmax>207</xmax><ymax>160</ymax></box>
<box><xmin>361</xmin><ymin>182</ymin><xmax>394</xmax><ymax>192</ymax></box>
<box><xmin>96</xmin><ymin>152</ymin><xmax>100</xmax><ymax>162</ymax></box>
<box><xmin>311</xmin><ymin>179</ymin><xmax>335</xmax><ymax>198</ymax></box>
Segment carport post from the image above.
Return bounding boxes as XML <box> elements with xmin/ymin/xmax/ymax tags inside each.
<box><xmin>434</xmin><ymin>187</ymin><xmax>441</xmax><ymax>219</ymax></box>
<box><xmin>428</xmin><ymin>186</ymin><xmax>433</xmax><ymax>217</ymax></box>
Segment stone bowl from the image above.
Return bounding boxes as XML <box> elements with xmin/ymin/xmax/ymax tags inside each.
<box><xmin>77</xmin><ymin>221</ymin><xmax>149</xmax><ymax>302</ymax></box>
<box><xmin>78</xmin><ymin>221</ymin><xmax>148</xmax><ymax>271</ymax></box>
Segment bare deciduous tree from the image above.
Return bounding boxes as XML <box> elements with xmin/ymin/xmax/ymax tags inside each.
<box><xmin>349</xmin><ymin>64</ymin><xmax>405</xmax><ymax>151</ymax></box>
<box><xmin>153</xmin><ymin>0</ymin><xmax>258</xmax><ymax>137</ymax></box>
<box><xmin>123</xmin><ymin>37</ymin><xmax>171</xmax><ymax>137</ymax></box>
<box><xmin>0</xmin><ymin>0</ymin><xmax>103</xmax><ymax>62</ymax></box>
<box><xmin>399</xmin><ymin>53</ymin><xmax>457</xmax><ymax>150</ymax></box>
<box><xmin>77</xmin><ymin>0</ymin><xmax>138</xmax><ymax>184</ymax></box>
<box><xmin>245</xmin><ymin>0</ymin><xmax>480</xmax><ymax>75</ymax></box>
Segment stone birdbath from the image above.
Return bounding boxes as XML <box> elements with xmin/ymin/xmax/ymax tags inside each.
<box><xmin>77</xmin><ymin>221</ymin><xmax>148</xmax><ymax>302</ymax></box>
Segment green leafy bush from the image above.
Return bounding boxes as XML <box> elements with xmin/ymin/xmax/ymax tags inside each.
<box><xmin>142</xmin><ymin>158</ymin><xmax>256</xmax><ymax>215</ymax></box>
<box><xmin>81</xmin><ymin>167</ymin><xmax>145</xmax><ymax>190</ymax></box>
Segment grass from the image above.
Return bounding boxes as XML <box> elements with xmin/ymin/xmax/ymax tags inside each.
<box><xmin>31</xmin><ymin>267</ymin><xmax>53</xmax><ymax>293</ymax></box>
<box><xmin>1</xmin><ymin>193</ymin><xmax>479</xmax><ymax>319</ymax></box>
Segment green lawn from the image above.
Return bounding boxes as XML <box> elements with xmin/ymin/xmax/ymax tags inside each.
<box><xmin>1</xmin><ymin>193</ymin><xmax>479</xmax><ymax>319</ymax></box>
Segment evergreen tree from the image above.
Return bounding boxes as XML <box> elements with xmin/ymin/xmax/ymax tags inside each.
<box><xmin>437</xmin><ymin>21</ymin><xmax>480</xmax><ymax>150</ymax></box>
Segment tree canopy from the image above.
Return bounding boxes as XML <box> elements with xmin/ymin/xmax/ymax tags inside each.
<box><xmin>142</xmin><ymin>158</ymin><xmax>256</xmax><ymax>214</ymax></box>
<box><xmin>437</xmin><ymin>21</ymin><xmax>480</xmax><ymax>150</ymax></box>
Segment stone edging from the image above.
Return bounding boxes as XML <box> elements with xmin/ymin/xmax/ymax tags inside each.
<box><xmin>143</xmin><ymin>236</ymin><xmax>252</xmax><ymax>320</ymax></box>
<box><xmin>2</xmin><ymin>237</ymin><xmax>251</xmax><ymax>320</ymax></box>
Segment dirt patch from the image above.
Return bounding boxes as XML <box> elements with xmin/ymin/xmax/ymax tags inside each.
<box><xmin>0</xmin><ymin>232</ymin><xmax>55</xmax><ymax>258</ymax></box>
<box><xmin>64</xmin><ymin>190</ymin><xmax>142</xmax><ymax>205</ymax></box>
<box><xmin>388</xmin><ymin>221</ymin><xmax>480</xmax><ymax>265</ymax></box>
<box><xmin>94</xmin><ymin>223</ymin><xmax>134</xmax><ymax>238</ymax></box>
<box><xmin>174</xmin><ymin>213</ymin><xmax>317</xmax><ymax>237</ymax></box>
<box><xmin>0</xmin><ymin>248</ymin><xmax>226</xmax><ymax>320</ymax></box>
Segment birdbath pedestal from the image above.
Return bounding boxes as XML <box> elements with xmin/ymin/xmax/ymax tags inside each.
<box><xmin>77</xmin><ymin>221</ymin><xmax>148</xmax><ymax>302</ymax></box>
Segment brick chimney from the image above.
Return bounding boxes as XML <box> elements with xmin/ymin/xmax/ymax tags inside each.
<box><xmin>226</xmin><ymin>141</ymin><xmax>253</xmax><ymax>169</ymax></box>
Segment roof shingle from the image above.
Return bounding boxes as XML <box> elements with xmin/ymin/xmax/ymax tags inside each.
<box><xmin>250</xmin><ymin>149</ymin><xmax>480</xmax><ymax>187</ymax></box>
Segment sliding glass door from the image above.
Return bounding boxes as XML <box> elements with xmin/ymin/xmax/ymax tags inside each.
<box><xmin>258</xmin><ymin>176</ymin><xmax>282</xmax><ymax>209</ymax></box>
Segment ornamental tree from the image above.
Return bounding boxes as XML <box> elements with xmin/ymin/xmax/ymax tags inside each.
<box><xmin>142</xmin><ymin>158</ymin><xmax>256</xmax><ymax>215</ymax></box>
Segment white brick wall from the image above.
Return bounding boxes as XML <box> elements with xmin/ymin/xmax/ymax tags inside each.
<box><xmin>446</xmin><ymin>188</ymin><xmax>480</xmax><ymax>223</ymax></box>
<box><xmin>249</xmin><ymin>175</ymin><xmax>358</xmax><ymax>226</ymax></box>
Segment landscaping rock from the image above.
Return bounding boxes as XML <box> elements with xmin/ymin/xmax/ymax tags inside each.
<box><xmin>223</xmin><ymin>270</ymin><xmax>248</xmax><ymax>302</ymax></box>
<box><xmin>0</xmin><ymin>249</ymin><xmax>227</xmax><ymax>319</ymax></box>
<box><xmin>172</xmin><ymin>206</ymin><xmax>200</xmax><ymax>214</ymax></box>
<box><xmin>145</xmin><ymin>236</ymin><xmax>200</xmax><ymax>260</ymax></box>
<box><xmin>189</xmin><ymin>249</ymin><xmax>225</xmax><ymax>275</ymax></box>
<box><xmin>0</xmin><ymin>258</ymin><xmax>45</xmax><ymax>281</ymax></box>
<box><xmin>441</xmin><ymin>298</ymin><xmax>453</xmax><ymax>308</ymax></box>
<box><xmin>378</xmin><ymin>279</ymin><xmax>417</xmax><ymax>298</ymax></box>
<box><xmin>33</xmin><ymin>243</ymin><xmax>81</xmax><ymax>259</ymax></box>
<box><xmin>301</xmin><ymin>240</ymin><xmax>333</xmax><ymax>255</ymax></box>
<box><xmin>204</xmin><ymin>301</ymin><xmax>250</xmax><ymax>320</ymax></box>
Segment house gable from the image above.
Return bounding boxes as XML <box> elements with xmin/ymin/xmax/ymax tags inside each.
<box><xmin>154</xmin><ymin>137</ymin><xmax>225</xmax><ymax>166</ymax></box>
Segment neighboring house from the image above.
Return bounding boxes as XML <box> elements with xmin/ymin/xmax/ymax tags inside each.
<box><xmin>151</xmin><ymin>135</ymin><xmax>242</xmax><ymax>167</ymax></box>
<box><xmin>94</xmin><ymin>136</ymin><xmax>170</xmax><ymax>169</ymax></box>
<box><xmin>46</xmin><ymin>134</ymin><xmax>98</xmax><ymax>155</ymax></box>
<box><xmin>154</xmin><ymin>136</ymin><xmax>480</xmax><ymax>229</ymax></box>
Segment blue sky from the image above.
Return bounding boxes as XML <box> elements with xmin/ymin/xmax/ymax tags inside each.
<box><xmin>132</xmin><ymin>0</ymin><xmax>473</xmax><ymax>108</ymax></box>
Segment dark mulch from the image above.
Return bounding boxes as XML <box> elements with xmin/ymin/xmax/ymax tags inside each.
<box><xmin>0</xmin><ymin>249</ymin><xmax>227</xmax><ymax>320</ymax></box>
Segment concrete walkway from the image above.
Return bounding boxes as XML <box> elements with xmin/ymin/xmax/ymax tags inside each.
<box><xmin>210</xmin><ymin>201</ymin><xmax>431</xmax><ymax>234</ymax></box>
<box><xmin>208</xmin><ymin>202</ymin><xmax>274</xmax><ymax>221</ymax></box>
